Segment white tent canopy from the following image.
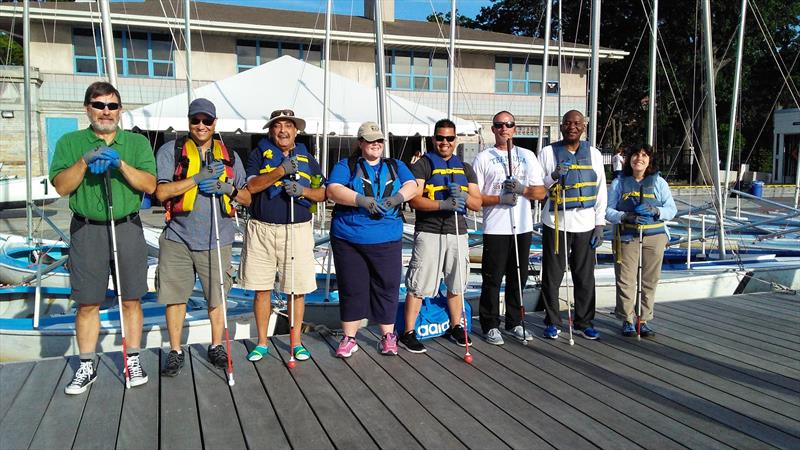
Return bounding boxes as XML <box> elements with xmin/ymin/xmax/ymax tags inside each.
<box><xmin>123</xmin><ymin>55</ymin><xmax>480</xmax><ymax>136</ymax></box>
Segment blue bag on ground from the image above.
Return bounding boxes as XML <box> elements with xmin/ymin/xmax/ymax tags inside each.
<box><xmin>395</xmin><ymin>289</ymin><xmax>472</xmax><ymax>340</ymax></box>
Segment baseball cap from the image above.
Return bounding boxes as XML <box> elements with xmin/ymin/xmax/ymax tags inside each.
<box><xmin>357</xmin><ymin>121</ymin><xmax>385</xmax><ymax>142</ymax></box>
<box><xmin>188</xmin><ymin>98</ymin><xmax>216</xmax><ymax>118</ymax></box>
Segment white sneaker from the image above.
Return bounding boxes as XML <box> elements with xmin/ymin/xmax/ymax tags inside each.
<box><xmin>65</xmin><ymin>360</ymin><xmax>96</xmax><ymax>395</ymax></box>
<box><xmin>127</xmin><ymin>354</ymin><xmax>149</xmax><ymax>387</ymax></box>
<box><xmin>504</xmin><ymin>325</ymin><xmax>534</xmax><ymax>342</ymax></box>
<box><xmin>485</xmin><ymin>328</ymin><xmax>504</xmax><ymax>345</ymax></box>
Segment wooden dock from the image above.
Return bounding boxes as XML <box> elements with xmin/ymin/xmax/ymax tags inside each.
<box><xmin>1</xmin><ymin>292</ymin><xmax>798</xmax><ymax>449</ymax></box>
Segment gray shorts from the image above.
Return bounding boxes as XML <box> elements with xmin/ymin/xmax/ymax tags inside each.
<box><xmin>69</xmin><ymin>215</ymin><xmax>149</xmax><ymax>305</ymax></box>
<box><xmin>157</xmin><ymin>232</ymin><xmax>233</xmax><ymax>308</ymax></box>
<box><xmin>405</xmin><ymin>231</ymin><xmax>469</xmax><ymax>298</ymax></box>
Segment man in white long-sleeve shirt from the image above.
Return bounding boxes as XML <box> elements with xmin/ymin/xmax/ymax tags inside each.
<box><xmin>538</xmin><ymin>110</ymin><xmax>607</xmax><ymax>340</ymax></box>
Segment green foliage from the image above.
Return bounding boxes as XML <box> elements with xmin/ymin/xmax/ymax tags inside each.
<box><xmin>426</xmin><ymin>10</ymin><xmax>480</xmax><ymax>29</ymax></box>
<box><xmin>0</xmin><ymin>33</ymin><xmax>23</xmax><ymax>66</ymax></box>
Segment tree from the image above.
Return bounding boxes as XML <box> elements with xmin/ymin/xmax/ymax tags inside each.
<box><xmin>426</xmin><ymin>10</ymin><xmax>480</xmax><ymax>29</ymax></box>
<box><xmin>0</xmin><ymin>32</ymin><xmax>23</xmax><ymax>66</ymax></box>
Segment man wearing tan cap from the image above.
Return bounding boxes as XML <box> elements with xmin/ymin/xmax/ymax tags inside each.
<box><xmin>240</xmin><ymin>109</ymin><xmax>326</xmax><ymax>363</ymax></box>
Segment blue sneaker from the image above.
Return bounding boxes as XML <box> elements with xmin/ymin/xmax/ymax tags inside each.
<box><xmin>640</xmin><ymin>322</ymin><xmax>655</xmax><ymax>338</ymax></box>
<box><xmin>542</xmin><ymin>325</ymin><xmax>561</xmax><ymax>339</ymax></box>
<box><xmin>621</xmin><ymin>322</ymin><xmax>635</xmax><ymax>337</ymax></box>
<box><xmin>577</xmin><ymin>327</ymin><xmax>599</xmax><ymax>340</ymax></box>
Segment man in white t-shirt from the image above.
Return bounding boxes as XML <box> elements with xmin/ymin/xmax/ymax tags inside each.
<box><xmin>538</xmin><ymin>110</ymin><xmax>607</xmax><ymax>341</ymax></box>
<box><xmin>612</xmin><ymin>146</ymin><xmax>625</xmax><ymax>179</ymax></box>
<box><xmin>473</xmin><ymin>111</ymin><xmax>546</xmax><ymax>345</ymax></box>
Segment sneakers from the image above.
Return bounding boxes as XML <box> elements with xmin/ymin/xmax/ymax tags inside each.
<box><xmin>640</xmin><ymin>322</ymin><xmax>655</xmax><ymax>338</ymax></box>
<box><xmin>336</xmin><ymin>336</ymin><xmax>359</xmax><ymax>358</ymax></box>
<box><xmin>399</xmin><ymin>330</ymin><xmax>427</xmax><ymax>353</ymax></box>
<box><xmin>246</xmin><ymin>345</ymin><xmax>269</xmax><ymax>362</ymax></box>
<box><xmin>576</xmin><ymin>327</ymin><xmax>599</xmax><ymax>340</ymax></box>
<box><xmin>504</xmin><ymin>325</ymin><xmax>534</xmax><ymax>342</ymax></box>
<box><xmin>543</xmin><ymin>325</ymin><xmax>561</xmax><ymax>339</ymax></box>
<box><xmin>485</xmin><ymin>328</ymin><xmax>504</xmax><ymax>345</ymax></box>
<box><xmin>127</xmin><ymin>354</ymin><xmax>149</xmax><ymax>387</ymax></box>
<box><xmin>621</xmin><ymin>322</ymin><xmax>636</xmax><ymax>337</ymax></box>
<box><xmin>161</xmin><ymin>350</ymin><xmax>185</xmax><ymax>377</ymax></box>
<box><xmin>293</xmin><ymin>345</ymin><xmax>311</xmax><ymax>361</ymax></box>
<box><xmin>208</xmin><ymin>345</ymin><xmax>228</xmax><ymax>370</ymax></box>
<box><xmin>65</xmin><ymin>360</ymin><xmax>97</xmax><ymax>395</ymax></box>
<box><xmin>379</xmin><ymin>332</ymin><xmax>398</xmax><ymax>355</ymax></box>
<box><xmin>448</xmin><ymin>325</ymin><xmax>473</xmax><ymax>347</ymax></box>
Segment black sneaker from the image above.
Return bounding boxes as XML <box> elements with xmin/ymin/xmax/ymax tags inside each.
<box><xmin>161</xmin><ymin>350</ymin><xmax>185</xmax><ymax>377</ymax></box>
<box><xmin>398</xmin><ymin>330</ymin><xmax>427</xmax><ymax>353</ymax></box>
<box><xmin>208</xmin><ymin>344</ymin><xmax>228</xmax><ymax>369</ymax></box>
<box><xmin>448</xmin><ymin>325</ymin><xmax>473</xmax><ymax>347</ymax></box>
<box><xmin>127</xmin><ymin>353</ymin><xmax>149</xmax><ymax>387</ymax></box>
<box><xmin>65</xmin><ymin>360</ymin><xmax>96</xmax><ymax>395</ymax></box>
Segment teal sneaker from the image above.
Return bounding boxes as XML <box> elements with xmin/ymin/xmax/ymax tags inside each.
<box><xmin>293</xmin><ymin>345</ymin><xmax>311</xmax><ymax>361</ymax></box>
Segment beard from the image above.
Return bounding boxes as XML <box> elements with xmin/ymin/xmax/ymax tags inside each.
<box><xmin>89</xmin><ymin>116</ymin><xmax>119</xmax><ymax>133</ymax></box>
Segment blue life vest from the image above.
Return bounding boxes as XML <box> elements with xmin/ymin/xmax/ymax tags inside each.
<box><xmin>332</xmin><ymin>156</ymin><xmax>402</xmax><ymax>220</ymax></box>
<box><xmin>549</xmin><ymin>141</ymin><xmax>598</xmax><ymax>211</ymax></box>
<box><xmin>423</xmin><ymin>152</ymin><xmax>468</xmax><ymax>215</ymax></box>
<box><xmin>616</xmin><ymin>174</ymin><xmax>666</xmax><ymax>236</ymax></box>
<box><xmin>255</xmin><ymin>138</ymin><xmax>313</xmax><ymax>208</ymax></box>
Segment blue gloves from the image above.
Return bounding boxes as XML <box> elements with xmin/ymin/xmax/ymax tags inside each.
<box><xmin>439</xmin><ymin>196</ymin><xmax>466</xmax><ymax>211</ymax></box>
<box><xmin>192</xmin><ymin>161</ymin><xmax>224</xmax><ymax>184</ymax></box>
<box><xmin>197</xmin><ymin>178</ymin><xmax>235</xmax><ymax>196</ymax></box>
<box><xmin>380</xmin><ymin>193</ymin><xmax>405</xmax><ymax>212</ymax></box>
<box><xmin>283</xmin><ymin>180</ymin><xmax>304</xmax><ymax>198</ymax></box>
<box><xmin>86</xmin><ymin>147</ymin><xmax>121</xmax><ymax>174</ymax></box>
<box><xmin>502</xmin><ymin>178</ymin><xmax>525</xmax><ymax>195</ymax></box>
<box><xmin>550</xmin><ymin>161</ymin><xmax>571</xmax><ymax>180</ymax></box>
<box><xmin>590</xmin><ymin>225</ymin><xmax>605</xmax><ymax>249</ymax></box>
<box><xmin>82</xmin><ymin>148</ymin><xmax>104</xmax><ymax>165</ymax></box>
<box><xmin>634</xmin><ymin>203</ymin><xmax>659</xmax><ymax>218</ymax></box>
<box><xmin>448</xmin><ymin>182</ymin><xmax>468</xmax><ymax>201</ymax></box>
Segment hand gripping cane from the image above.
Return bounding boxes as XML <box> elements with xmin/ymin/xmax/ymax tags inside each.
<box><xmin>104</xmin><ymin>172</ymin><xmax>131</xmax><ymax>388</ymax></box>
<box><xmin>562</xmin><ymin>176</ymin><xmax>574</xmax><ymax>346</ymax></box>
<box><xmin>505</xmin><ymin>139</ymin><xmax>528</xmax><ymax>345</ymax></box>
<box><xmin>206</xmin><ymin>151</ymin><xmax>235</xmax><ymax>386</ymax></box>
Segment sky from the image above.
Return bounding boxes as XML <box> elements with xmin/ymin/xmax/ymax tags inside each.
<box><xmin>199</xmin><ymin>0</ymin><xmax>494</xmax><ymax>21</ymax></box>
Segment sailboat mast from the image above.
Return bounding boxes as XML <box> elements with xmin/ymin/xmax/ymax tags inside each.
<box><xmin>373</xmin><ymin>0</ymin><xmax>390</xmax><ymax>157</ymax></box>
<box><xmin>185</xmin><ymin>0</ymin><xmax>193</xmax><ymax>103</ymax></box>
<box><xmin>701</xmin><ymin>0</ymin><xmax>727</xmax><ymax>257</ymax></box>
<box><xmin>446</xmin><ymin>0</ymin><xmax>456</xmax><ymax>120</ymax></box>
<box><xmin>537</xmin><ymin>0</ymin><xmax>553</xmax><ymax>153</ymax></box>
<box><xmin>646</xmin><ymin>0</ymin><xmax>658</xmax><ymax>145</ymax></box>
<box><xmin>98</xmin><ymin>0</ymin><xmax>118</xmax><ymax>87</ymax></box>
<box><xmin>722</xmin><ymin>0</ymin><xmax>747</xmax><ymax>209</ymax></box>
<box><xmin>322</xmin><ymin>0</ymin><xmax>332</xmax><ymax>176</ymax></box>
<box><xmin>23</xmin><ymin>0</ymin><xmax>32</xmax><ymax>243</ymax></box>
<box><xmin>557</xmin><ymin>0</ymin><xmax>563</xmax><ymax>121</ymax></box>
<box><xmin>588</xmin><ymin>0</ymin><xmax>601</xmax><ymax>147</ymax></box>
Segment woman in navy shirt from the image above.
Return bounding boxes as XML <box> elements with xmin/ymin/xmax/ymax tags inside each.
<box><xmin>326</xmin><ymin>122</ymin><xmax>418</xmax><ymax>357</ymax></box>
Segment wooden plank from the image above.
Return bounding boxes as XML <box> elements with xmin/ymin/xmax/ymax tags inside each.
<box><xmin>0</xmin><ymin>361</ymin><xmax>34</xmax><ymax>422</ymax></box>
<box><xmin>188</xmin><ymin>343</ymin><xmax>247</xmax><ymax>450</ymax></box>
<box><xmin>159</xmin><ymin>347</ymin><xmax>203</xmax><ymax>450</ymax></box>
<box><xmin>228</xmin><ymin>340</ymin><xmax>290</xmax><ymax>450</ymax></box>
<box><xmin>303</xmin><ymin>332</ymin><xmax>422</xmax><ymax>450</ymax></box>
<box><xmin>117</xmin><ymin>349</ymin><xmax>160</xmax><ymax>450</ymax></box>
<box><xmin>591</xmin><ymin>315</ymin><xmax>800</xmax><ymax>421</ymax></box>
<box><xmin>29</xmin><ymin>356</ymin><xmax>90</xmax><ymax>449</ymax></box>
<box><xmin>666</xmin><ymin>299</ymin><xmax>800</xmax><ymax>342</ymax></box>
<box><xmin>737</xmin><ymin>293</ymin><xmax>800</xmax><ymax>311</ymax></box>
<box><xmin>716</xmin><ymin>294</ymin><xmax>800</xmax><ymax>319</ymax></box>
<box><xmin>270</xmin><ymin>335</ymin><xmax>377</xmax><ymax>449</ymax></box>
<box><xmin>249</xmin><ymin>338</ymin><xmax>333</xmax><ymax>450</ymax></box>
<box><xmin>519</xmin><ymin>319</ymin><xmax>775</xmax><ymax>449</ymax></box>
<box><xmin>0</xmin><ymin>358</ymin><xmax>65</xmax><ymax>450</ymax></box>
<box><xmin>481</xmin><ymin>321</ymin><xmax>731</xmax><ymax>450</ymax></box>
<box><xmin>357</xmin><ymin>330</ymin><xmax>511</xmax><ymax>449</ymax></box>
<box><xmin>73</xmin><ymin>353</ymin><xmax>125</xmax><ymax>450</ymax></box>
<box><xmin>319</xmin><ymin>332</ymin><xmax>463</xmax><ymax>450</ymax></box>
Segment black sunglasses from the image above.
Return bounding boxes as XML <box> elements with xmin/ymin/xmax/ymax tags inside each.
<box><xmin>493</xmin><ymin>121</ymin><xmax>515</xmax><ymax>129</ymax></box>
<box><xmin>361</xmin><ymin>138</ymin><xmax>385</xmax><ymax>144</ymax></box>
<box><xmin>90</xmin><ymin>101</ymin><xmax>121</xmax><ymax>111</ymax></box>
<box><xmin>434</xmin><ymin>135</ymin><xmax>456</xmax><ymax>142</ymax></box>
<box><xmin>190</xmin><ymin>116</ymin><xmax>215</xmax><ymax>126</ymax></box>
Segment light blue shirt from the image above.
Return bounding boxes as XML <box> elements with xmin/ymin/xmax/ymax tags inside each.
<box><xmin>606</xmin><ymin>175</ymin><xmax>677</xmax><ymax>238</ymax></box>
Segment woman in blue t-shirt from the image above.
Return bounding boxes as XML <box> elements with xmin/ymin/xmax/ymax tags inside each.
<box><xmin>326</xmin><ymin>122</ymin><xmax>418</xmax><ymax>358</ymax></box>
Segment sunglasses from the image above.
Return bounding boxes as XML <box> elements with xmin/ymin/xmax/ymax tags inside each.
<box><xmin>434</xmin><ymin>135</ymin><xmax>456</xmax><ymax>142</ymax></box>
<box><xmin>89</xmin><ymin>101</ymin><xmax>121</xmax><ymax>111</ymax></box>
<box><xmin>190</xmin><ymin>116</ymin><xmax>215</xmax><ymax>126</ymax></box>
<box><xmin>362</xmin><ymin>138</ymin><xmax>385</xmax><ymax>144</ymax></box>
<box><xmin>270</xmin><ymin>109</ymin><xmax>295</xmax><ymax>119</ymax></box>
<box><xmin>493</xmin><ymin>121</ymin><xmax>515</xmax><ymax>129</ymax></box>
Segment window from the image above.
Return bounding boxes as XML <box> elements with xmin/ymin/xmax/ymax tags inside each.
<box><xmin>72</xmin><ymin>28</ymin><xmax>175</xmax><ymax>78</ymax></box>
<box><xmin>236</xmin><ymin>40</ymin><xmax>321</xmax><ymax>72</ymax></box>
<box><xmin>495</xmin><ymin>56</ymin><xmax>559</xmax><ymax>95</ymax></box>
<box><xmin>385</xmin><ymin>50</ymin><xmax>448</xmax><ymax>92</ymax></box>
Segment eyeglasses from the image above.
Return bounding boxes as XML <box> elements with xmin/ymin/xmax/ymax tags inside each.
<box><xmin>434</xmin><ymin>135</ymin><xmax>456</xmax><ymax>142</ymax></box>
<box><xmin>89</xmin><ymin>101</ymin><xmax>121</xmax><ymax>111</ymax></box>
<box><xmin>270</xmin><ymin>109</ymin><xmax>295</xmax><ymax>119</ymax></box>
<box><xmin>493</xmin><ymin>121</ymin><xmax>515</xmax><ymax>129</ymax></box>
<box><xmin>190</xmin><ymin>116</ymin><xmax>215</xmax><ymax>126</ymax></box>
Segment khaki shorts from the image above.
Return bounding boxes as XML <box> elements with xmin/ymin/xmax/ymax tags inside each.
<box><xmin>239</xmin><ymin>219</ymin><xmax>317</xmax><ymax>294</ymax></box>
<box><xmin>157</xmin><ymin>233</ymin><xmax>233</xmax><ymax>308</ymax></box>
<box><xmin>405</xmin><ymin>231</ymin><xmax>469</xmax><ymax>298</ymax></box>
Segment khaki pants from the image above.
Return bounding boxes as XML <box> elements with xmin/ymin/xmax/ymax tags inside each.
<box><xmin>614</xmin><ymin>233</ymin><xmax>668</xmax><ymax>322</ymax></box>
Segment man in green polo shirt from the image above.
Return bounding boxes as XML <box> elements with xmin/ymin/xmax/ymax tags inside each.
<box><xmin>49</xmin><ymin>81</ymin><xmax>156</xmax><ymax>395</ymax></box>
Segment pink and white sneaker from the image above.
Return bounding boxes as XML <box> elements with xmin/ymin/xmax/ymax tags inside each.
<box><xmin>379</xmin><ymin>332</ymin><xmax>398</xmax><ymax>355</ymax></box>
<box><xmin>336</xmin><ymin>336</ymin><xmax>359</xmax><ymax>358</ymax></box>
